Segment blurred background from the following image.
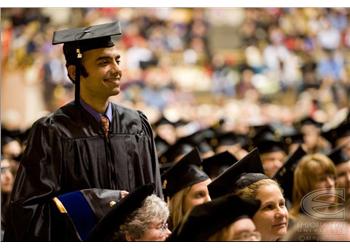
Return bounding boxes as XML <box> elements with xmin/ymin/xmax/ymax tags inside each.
<box><xmin>1</xmin><ymin>7</ymin><xmax>350</xmax><ymax>161</ymax></box>
<box><xmin>2</xmin><ymin>7</ymin><xmax>349</xmax><ymax>130</ymax></box>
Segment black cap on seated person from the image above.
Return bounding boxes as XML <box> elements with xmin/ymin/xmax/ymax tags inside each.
<box><xmin>217</xmin><ymin>131</ymin><xmax>248</xmax><ymax>148</ymax></box>
<box><xmin>323</xmin><ymin>122</ymin><xmax>350</xmax><ymax>147</ymax></box>
<box><xmin>158</xmin><ymin>137</ymin><xmax>193</xmax><ymax>164</ymax></box>
<box><xmin>252</xmin><ymin>125</ymin><xmax>286</xmax><ymax>154</ymax></box>
<box><xmin>202</xmin><ymin>151</ymin><xmax>238</xmax><ymax>179</ymax></box>
<box><xmin>169</xmin><ymin>193</ymin><xmax>260</xmax><ymax>241</ymax></box>
<box><xmin>282</xmin><ymin>129</ymin><xmax>304</xmax><ymax>148</ymax></box>
<box><xmin>51</xmin><ymin>188</ymin><xmax>125</xmax><ymax>241</ymax></box>
<box><xmin>328</xmin><ymin>145</ymin><xmax>350</xmax><ymax>166</ymax></box>
<box><xmin>161</xmin><ymin>148</ymin><xmax>209</xmax><ymax>199</ymax></box>
<box><xmin>273</xmin><ymin>145</ymin><xmax>307</xmax><ymax>202</ymax></box>
<box><xmin>52</xmin><ymin>21</ymin><xmax>122</xmax><ymax>105</ymax></box>
<box><xmin>208</xmin><ymin>148</ymin><xmax>265</xmax><ymax>199</ymax></box>
<box><xmin>87</xmin><ymin>184</ymin><xmax>155</xmax><ymax>241</ymax></box>
<box><xmin>295</xmin><ymin>116</ymin><xmax>323</xmax><ymax>130</ymax></box>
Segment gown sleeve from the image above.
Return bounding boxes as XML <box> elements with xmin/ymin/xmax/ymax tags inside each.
<box><xmin>4</xmin><ymin>118</ymin><xmax>64</xmax><ymax>241</ymax></box>
<box><xmin>137</xmin><ymin>111</ymin><xmax>164</xmax><ymax>199</ymax></box>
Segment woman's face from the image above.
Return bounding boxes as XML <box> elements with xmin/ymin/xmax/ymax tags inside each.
<box><xmin>261</xmin><ymin>151</ymin><xmax>286</xmax><ymax>178</ymax></box>
<box><xmin>311</xmin><ymin>167</ymin><xmax>336</xmax><ymax>203</ymax></box>
<box><xmin>253</xmin><ymin>184</ymin><xmax>288</xmax><ymax>241</ymax></box>
<box><xmin>183</xmin><ymin>178</ymin><xmax>211</xmax><ymax>214</ymax></box>
<box><xmin>335</xmin><ymin>161</ymin><xmax>350</xmax><ymax>198</ymax></box>
<box><xmin>1</xmin><ymin>166</ymin><xmax>14</xmax><ymax>194</ymax></box>
<box><xmin>135</xmin><ymin>220</ymin><xmax>171</xmax><ymax>241</ymax></box>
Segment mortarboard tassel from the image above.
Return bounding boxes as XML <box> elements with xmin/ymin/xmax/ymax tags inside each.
<box><xmin>75</xmin><ymin>48</ymin><xmax>82</xmax><ymax>105</ymax></box>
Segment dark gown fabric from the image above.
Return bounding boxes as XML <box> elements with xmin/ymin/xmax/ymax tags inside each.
<box><xmin>4</xmin><ymin>101</ymin><xmax>162</xmax><ymax>241</ymax></box>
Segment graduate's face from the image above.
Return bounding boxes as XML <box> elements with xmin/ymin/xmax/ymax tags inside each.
<box><xmin>261</xmin><ymin>151</ymin><xmax>286</xmax><ymax>178</ymax></box>
<box><xmin>135</xmin><ymin>220</ymin><xmax>171</xmax><ymax>241</ymax></box>
<box><xmin>1</xmin><ymin>167</ymin><xmax>14</xmax><ymax>194</ymax></box>
<box><xmin>183</xmin><ymin>178</ymin><xmax>211</xmax><ymax>214</ymax></box>
<box><xmin>311</xmin><ymin>167</ymin><xmax>336</xmax><ymax>203</ymax></box>
<box><xmin>335</xmin><ymin>161</ymin><xmax>350</xmax><ymax>198</ymax></box>
<box><xmin>81</xmin><ymin>45</ymin><xmax>122</xmax><ymax>98</ymax></box>
<box><xmin>253</xmin><ymin>184</ymin><xmax>288</xmax><ymax>241</ymax></box>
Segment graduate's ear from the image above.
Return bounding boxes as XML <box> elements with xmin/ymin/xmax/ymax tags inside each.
<box><xmin>67</xmin><ymin>65</ymin><xmax>76</xmax><ymax>83</ymax></box>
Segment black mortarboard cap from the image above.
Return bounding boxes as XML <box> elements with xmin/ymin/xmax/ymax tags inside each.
<box><xmin>249</xmin><ymin>124</ymin><xmax>272</xmax><ymax>138</ymax></box>
<box><xmin>1</xmin><ymin>126</ymin><xmax>31</xmax><ymax>145</ymax></box>
<box><xmin>208</xmin><ymin>148</ymin><xmax>264</xmax><ymax>199</ymax></box>
<box><xmin>169</xmin><ymin>193</ymin><xmax>260</xmax><ymax>241</ymax></box>
<box><xmin>256</xmin><ymin>140</ymin><xmax>286</xmax><ymax>154</ymax></box>
<box><xmin>161</xmin><ymin>148</ymin><xmax>209</xmax><ymax>199</ymax></box>
<box><xmin>202</xmin><ymin>151</ymin><xmax>238</xmax><ymax>179</ymax></box>
<box><xmin>295</xmin><ymin>116</ymin><xmax>323</xmax><ymax>130</ymax></box>
<box><xmin>234</xmin><ymin>173</ymin><xmax>270</xmax><ymax>190</ymax></box>
<box><xmin>152</xmin><ymin>115</ymin><xmax>175</xmax><ymax>129</ymax></box>
<box><xmin>282</xmin><ymin>130</ymin><xmax>304</xmax><ymax>147</ymax></box>
<box><xmin>184</xmin><ymin>128</ymin><xmax>216</xmax><ymax>154</ymax></box>
<box><xmin>251</xmin><ymin>125</ymin><xmax>286</xmax><ymax>154</ymax></box>
<box><xmin>322</xmin><ymin>122</ymin><xmax>350</xmax><ymax>146</ymax></box>
<box><xmin>152</xmin><ymin>115</ymin><xmax>188</xmax><ymax>129</ymax></box>
<box><xmin>87</xmin><ymin>184</ymin><xmax>155</xmax><ymax>241</ymax></box>
<box><xmin>154</xmin><ymin>135</ymin><xmax>170</xmax><ymax>156</ymax></box>
<box><xmin>273</xmin><ymin>145</ymin><xmax>307</xmax><ymax>202</ymax></box>
<box><xmin>158</xmin><ymin>137</ymin><xmax>193</xmax><ymax>164</ymax></box>
<box><xmin>52</xmin><ymin>22</ymin><xmax>122</xmax><ymax>45</ymax></box>
<box><xmin>216</xmin><ymin>132</ymin><xmax>248</xmax><ymax>147</ymax></box>
<box><xmin>51</xmin><ymin>188</ymin><xmax>124</xmax><ymax>241</ymax></box>
<box><xmin>159</xmin><ymin>162</ymin><xmax>173</xmax><ymax>176</ymax></box>
<box><xmin>1</xmin><ymin>135</ymin><xmax>17</xmax><ymax>148</ymax></box>
<box><xmin>328</xmin><ymin>145</ymin><xmax>350</xmax><ymax>166</ymax></box>
<box><xmin>52</xmin><ymin>21</ymin><xmax>122</xmax><ymax>105</ymax></box>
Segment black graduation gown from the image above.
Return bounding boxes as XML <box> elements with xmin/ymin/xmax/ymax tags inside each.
<box><xmin>4</xmin><ymin>101</ymin><xmax>162</xmax><ymax>241</ymax></box>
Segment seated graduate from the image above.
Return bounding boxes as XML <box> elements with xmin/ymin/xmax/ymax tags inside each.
<box><xmin>87</xmin><ymin>184</ymin><xmax>171</xmax><ymax>241</ymax></box>
<box><xmin>328</xmin><ymin>144</ymin><xmax>350</xmax><ymax>204</ymax></box>
<box><xmin>208</xmin><ymin>148</ymin><xmax>289</xmax><ymax>241</ymax></box>
<box><xmin>273</xmin><ymin>144</ymin><xmax>307</xmax><ymax>209</ymax></box>
<box><xmin>161</xmin><ymin>148</ymin><xmax>211</xmax><ymax>230</ymax></box>
<box><xmin>289</xmin><ymin>153</ymin><xmax>337</xmax><ymax>221</ymax></box>
<box><xmin>251</xmin><ymin>125</ymin><xmax>287</xmax><ymax>178</ymax></box>
<box><xmin>235</xmin><ymin>173</ymin><xmax>289</xmax><ymax>241</ymax></box>
<box><xmin>168</xmin><ymin>193</ymin><xmax>261</xmax><ymax>241</ymax></box>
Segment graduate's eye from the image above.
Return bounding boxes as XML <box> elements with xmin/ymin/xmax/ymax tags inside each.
<box><xmin>279</xmin><ymin>200</ymin><xmax>286</xmax><ymax>208</ymax></box>
<box><xmin>98</xmin><ymin>59</ymin><xmax>109</xmax><ymax>66</ymax></box>
<box><xmin>193</xmin><ymin>191</ymin><xmax>206</xmax><ymax>199</ymax></box>
<box><xmin>262</xmin><ymin>203</ymin><xmax>274</xmax><ymax>210</ymax></box>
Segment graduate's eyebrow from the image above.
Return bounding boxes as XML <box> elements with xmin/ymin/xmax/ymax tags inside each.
<box><xmin>96</xmin><ymin>54</ymin><xmax>120</xmax><ymax>62</ymax></box>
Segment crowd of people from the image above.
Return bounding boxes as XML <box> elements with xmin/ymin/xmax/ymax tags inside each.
<box><xmin>1</xmin><ymin>8</ymin><xmax>350</xmax><ymax>242</ymax></box>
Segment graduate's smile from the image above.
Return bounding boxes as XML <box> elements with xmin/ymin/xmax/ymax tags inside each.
<box><xmin>104</xmin><ymin>77</ymin><xmax>120</xmax><ymax>86</ymax></box>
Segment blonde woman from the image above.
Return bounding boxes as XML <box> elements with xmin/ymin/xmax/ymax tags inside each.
<box><xmin>162</xmin><ymin>148</ymin><xmax>211</xmax><ymax>230</ymax></box>
<box><xmin>235</xmin><ymin>174</ymin><xmax>289</xmax><ymax>241</ymax></box>
<box><xmin>208</xmin><ymin>148</ymin><xmax>289</xmax><ymax>241</ymax></box>
<box><xmin>169</xmin><ymin>193</ymin><xmax>261</xmax><ymax>241</ymax></box>
<box><xmin>290</xmin><ymin>153</ymin><xmax>336</xmax><ymax>220</ymax></box>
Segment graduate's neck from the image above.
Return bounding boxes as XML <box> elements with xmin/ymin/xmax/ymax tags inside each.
<box><xmin>80</xmin><ymin>94</ymin><xmax>108</xmax><ymax>114</ymax></box>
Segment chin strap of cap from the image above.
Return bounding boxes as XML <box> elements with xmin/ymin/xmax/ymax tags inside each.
<box><xmin>75</xmin><ymin>48</ymin><xmax>82</xmax><ymax>105</ymax></box>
